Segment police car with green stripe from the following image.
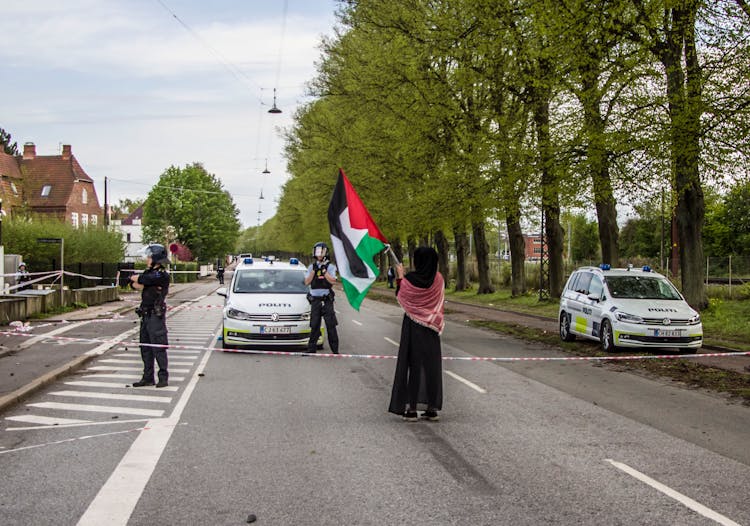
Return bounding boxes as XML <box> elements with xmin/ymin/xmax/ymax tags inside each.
<box><xmin>217</xmin><ymin>256</ymin><xmax>323</xmax><ymax>349</ymax></box>
<box><xmin>558</xmin><ymin>265</ymin><xmax>703</xmax><ymax>352</ymax></box>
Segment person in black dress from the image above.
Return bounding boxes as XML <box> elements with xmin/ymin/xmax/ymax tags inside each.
<box><xmin>388</xmin><ymin>247</ymin><xmax>445</xmax><ymax>421</ymax></box>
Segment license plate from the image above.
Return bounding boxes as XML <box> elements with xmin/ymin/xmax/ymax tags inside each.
<box><xmin>260</xmin><ymin>326</ymin><xmax>291</xmax><ymax>334</ymax></box>
<box><xmin>652</xmin><ymin>329</ymin><xmax>683</xmax><ymax>337</ymax></box>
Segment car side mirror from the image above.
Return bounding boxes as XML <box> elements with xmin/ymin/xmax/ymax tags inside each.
<box><xmin>216</xmin><ymin>287</ymin><xmax>227</xmax><ymax>297</ymax></box>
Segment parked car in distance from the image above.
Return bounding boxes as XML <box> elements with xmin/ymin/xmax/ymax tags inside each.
<box><xmin>559</xmin><ymin>265</ymin><xmax>703</xmax><ymax>352</ymax></box>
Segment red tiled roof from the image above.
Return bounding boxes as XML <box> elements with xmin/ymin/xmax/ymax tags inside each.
<box><xmin>0</xmin><ymin>151</ymin><xmax>22</xmax><ymax>179</ymax></box>
<box><xmin>19</xmin><ymin>154</ymin><xmax>97</xmax><ymax>209</ymax></box>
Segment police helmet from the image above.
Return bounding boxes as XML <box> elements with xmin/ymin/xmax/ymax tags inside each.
<box><xmin>313</xmin><ymin>242</ymin><xmax>328</xmax><ymax>259</ymax></box>
<box><xmin>142</xmin><ymin>244</ymin><xmax>170</xmax><ymax>266</ymax></box>
<box><xmin>18</xmin><ymin>262</ymin><xmax>27</xmax><ymax>270</ymax></box>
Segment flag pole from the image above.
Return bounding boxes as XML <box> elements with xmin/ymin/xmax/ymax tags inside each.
<box><xmin>385</xmin><ymin>244</ymin><xmax>401</xmax><ymax>266</ymax></box>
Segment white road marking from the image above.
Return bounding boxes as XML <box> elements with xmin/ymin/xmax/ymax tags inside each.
<box><xmin>81</xmin><ymin>374</ymin><xmax>185</xmax><ymax>382</ymax></box>
<box><xmin>77</xmin><ymin>332</ymin><xmax>215</xmax><ymax>525</ymax></box>
<box><xmin>351</xmin><ymin>319</ymin><xmax>363</xmax><ymax>326</ymax></box>
<box><xmin>28</xmin><ymin>402</ymin><xmax>164</xmax><ymax>418</ymax></box>
<box><xmin>85</xmin><ymin>366</ymin><xmax>191</xmax><ymax>374</ymax></box>
<box><xmin>6</xmin><ymin>418</ymin><xmax>149</xmax><ymax>432</ymax></box>
<box><xmin>100</xmin><ymin>359</ymin><xmax>194</xmax><ymax>366</ymax></box>
<box><xmin>444</xmin><ymin>370</ymin><xmax>487</xmax><ymax>394</ymax></box>
<box><xmin>65</xmin><ymin>381</ymin><xmax>180</xmax><ymax>392</ymax></box>
<box><xmin>384</xmin><ymin>337</ymin><xmax>399</xmax><ymax>347</ymax></box>
<box><xmin>18</xmin><ymin>322</ymin><xmax>87</xmax><ymax>349</ymax></box>
<box><xmin>605</xmin><ymin>459</ymin><xmax>741</xmax><ymax>526</ymax></box>
<box><xmin>50</xmin><ymin>391</ymin><xmax>172</xmax><ymax>404</ymax></box>
<box><xmin>5</xmin><ymin>415</ymin><xmax>91</xmax><ymax>425</ymax></box>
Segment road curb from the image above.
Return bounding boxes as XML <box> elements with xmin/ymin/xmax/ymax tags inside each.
<box><xmin>0</xmin><ymin>352</ymin><xmax>98</xmax><ymax>415</ymax></box>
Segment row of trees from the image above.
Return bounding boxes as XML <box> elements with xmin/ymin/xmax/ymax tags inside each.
<box><xmin>258</xmin><ymin>0</ymin><xmax>748</xmax><ymax>310</ymax></box>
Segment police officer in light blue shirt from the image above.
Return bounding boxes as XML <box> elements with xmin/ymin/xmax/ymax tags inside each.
<box><xmin>304</xmin><ymin>242</ymin><xmax>339</xmax><ymax>354</ymax></box>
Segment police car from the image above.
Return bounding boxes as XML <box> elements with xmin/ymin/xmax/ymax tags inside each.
<box><xmin>558</xmin><ymin>265</ymin><xmax>703</xmax><ymax>352</ymax></box>
<box><xmin>216</xmin><ymin>257</ymin><xmax>323</xmax><ymax>349</ymax></box>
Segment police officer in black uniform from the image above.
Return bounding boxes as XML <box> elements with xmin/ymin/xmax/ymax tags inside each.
<box><xmin>129</xmin><ymin>244</ymin><xmax>170</xmax><ymax>388</ymax></box>
<box><xmin>216</xmin><ymin>258</ymin><xmax>225</xmax><ymax>285</ymax></box>
<box><xmin>304</xmin><ymin>242</ymin><xmax>339</xmax><ymax>354</ymax></box>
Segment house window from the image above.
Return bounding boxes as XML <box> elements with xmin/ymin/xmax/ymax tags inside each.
<box><xmin>82</xmin><ymin>188</ymin><xmax>88</xmax><ymax>204</ymax></box>
<box><xmin>41</xmin><ymin>185</ymin><xmax>52</xmax><ymax>197</ymax></box>
<box><xmin>71</xmin><ymin>212</ymin><xmax>79</xmax><ymax>227</ymax></box>
<box><xmin>10</xmin><ymin>182</ymin><xmax>18</xmax><ymax>195</ymax></box>
<box><xmin>91</xmin><ymin>214</ymin><xmax>97</xmax><ymax>225</ymax></box>
<box><xmin>126</xmin><ymin>233</ymin><xmax>132</xmax><ymax>243</ymax></box>
<box><xmin>82</xmin><ymin>213</ymin><xmax>89</xmax><ymax>227</ymax></box>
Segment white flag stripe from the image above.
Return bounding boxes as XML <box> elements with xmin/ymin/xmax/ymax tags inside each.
<box><xmin>65</xmin><ymin>381</ymin><xmax>180</xmax><ymax>392</ymax></box>
<box><xmin>50</xmin><ymin>391</ymin><xmax>172</xmax><ymax>404</ymax></box>
<box><xmin>5</xmin><ymin>415</ymin><xmax>91</xmax><ymax>425</ymax></box>
<box><xmin>330</xmin><ymin>233</ymin><xmax>376</xmax><ymax>292</ymax></box>
<box><xmin>28</xmin><ymin>402</ymin><xmax>164</xmax><ymax>417</ymax></box>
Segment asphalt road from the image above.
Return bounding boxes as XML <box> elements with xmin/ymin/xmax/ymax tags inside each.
<box><xmin>0</xmin><ymin>280</ymin><xmax>747</xmax><ymax>525</ymax></box>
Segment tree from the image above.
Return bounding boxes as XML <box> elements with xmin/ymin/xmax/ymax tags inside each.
<box><xmin>142</xmin><ymin>163</ymin><xmax>240</xmax><ymax>261</ymax></box>
<box><xmin>111</xmin><ymin>198</ymin><xmax>144</xmax><ymax>220</ymax></box>
<box><xmin>1</xmin><ymin>126</ymin><xmax>19</xmax><ymax>156</ymax></box>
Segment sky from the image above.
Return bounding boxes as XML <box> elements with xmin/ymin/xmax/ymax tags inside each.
<box><xmin>0</xmin><ymin>0</ymin><xmax>339</xmax><ymax>228</ymax></box>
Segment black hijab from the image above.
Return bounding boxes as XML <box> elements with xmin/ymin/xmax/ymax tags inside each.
<box><xmin>405</xmin><ymin>247</ymin><xmax>439</xmax><ymax>289</ymax></box>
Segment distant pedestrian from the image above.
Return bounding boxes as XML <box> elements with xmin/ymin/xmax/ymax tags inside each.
<box><xmin>217</xmin><ymin>263</ymin><xmax>225</xmax><ymax>285</ymax></box>
<box><xmin>388</xmin><ymin>247</ymin><xmax>445</xmax><ymax>422</ymax></box>
<box><xmin>15</xmin><ymin>262</ymin><xmax>32</xmax><ymax>291</ymax></box>
<box><xmin>387</xmin><ymin>266</ymin><xmax>395</xmax><ymax>288</ymax></box>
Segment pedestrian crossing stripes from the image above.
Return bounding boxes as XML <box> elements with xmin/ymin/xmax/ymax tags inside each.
<box><xmin>6</xmin><ymin>415</ymin><xmax>91</xmax><ymax>425</ymax></box>
<box><xmin>65</xmin><ymin>381</ymin><xmax>180</xmax><ymax>392</ymax></box>
<box><xmin>27</xmin><ymin>402</ymin><xmax>165</xmax><ymax>417</ymax></box>
<box><xmin>50</xmin><ymin>390</ymin><xmax>172</xmax><ymax>403</ymax></box>
<box><xmin>3</xmin><ymin>294</ymin><xmax>221</xmax><ymax>431</ymax></box>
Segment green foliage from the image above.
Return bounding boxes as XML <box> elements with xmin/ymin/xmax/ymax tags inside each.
<box><xmin>142</xmin><ymin>163</ymin><xmax>240</xmax><ymax>262</ymax></box>
<box><xmin>4</xmin><ymin>217</ymin><xmax>124</xmax><ymax>263</ymax></box>
<box><xmin>171</xmin><ymin>262</ymin><xmax>199</xmax><ymax>283</ymax></box>
<box><xmin>1</xmin><ymin>126</ymin><xmax>19</xmax><ymax>155</ymax></box>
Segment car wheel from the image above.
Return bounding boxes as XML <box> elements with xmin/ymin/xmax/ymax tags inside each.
<box><xmin>559</xmin><ymin>312</ymin><xmax>576</xmax><ymax>342</ymax></box>
<box><xmin>600</xmin><ymin>319</ymin><xmax>617</xmax><ymax>353</ymax></box>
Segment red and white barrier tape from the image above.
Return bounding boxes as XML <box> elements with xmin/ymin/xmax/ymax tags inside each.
<box><xmin>0</xmin><ymin>328</ymin><xmax>748</xmax><ymax>363</ymax></box>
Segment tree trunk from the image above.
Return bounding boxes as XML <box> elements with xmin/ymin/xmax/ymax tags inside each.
<box><xmin>407</xmin><ymin>237</ymin><xmax>417</xmax><ymax>271</ymax></box>
<box><xmin>506</xmin><ymin>216</ymin><xmax>526</xmax><ymax>297</ymax></box>
<box><xmin>581</xmin><ymin>69</ymin><xmax>619</xmax><ymax>265</ymax></box>
<box><xmin>661</xmin><ymin>3</ymin><xmax>708</xmax><ymax>309</ymax></box>
<box><xmin>534</xmin><ymin>65</ymin><xmax>565</xmax><ymax>298</ymax></box>
<box><xmin>434</xmin><ymin>229</ymin><xmax>450</xmax><ymax>287</ymax></box>
<box><xmin>473</xmin><ymin>221</ymin><xmax>495</xmax><ymax>294</ymax></box>
<box><xmin>453</xmin><ymin>226</ymin><xmax>470</xmax><ymax>291</ymax></box>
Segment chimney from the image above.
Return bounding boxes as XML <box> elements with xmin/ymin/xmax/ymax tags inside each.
<box><xmin>62</xmin><ymin>144</ymin><xmax>72</xmax><ymax>159</ymax></box>
<box><xmin>23</xmin><ymin>142</ymin><xmax>36</xmax><ymax>160</ymax></box>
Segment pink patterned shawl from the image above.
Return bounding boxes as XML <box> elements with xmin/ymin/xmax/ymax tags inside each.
<box><xmin>397</xmin><ymin>272</ymin><xmax>445</xmax><ymax>334</ymax></box>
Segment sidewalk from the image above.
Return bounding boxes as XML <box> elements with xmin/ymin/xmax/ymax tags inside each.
<box><xmin>365</xmin><ymin>285</ymin><xmax>750</xmax><ymax>376</ymax></box>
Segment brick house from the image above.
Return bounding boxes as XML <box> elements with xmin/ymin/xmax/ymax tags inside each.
<box><xmin>0</xmin><ymin>142</ymin><xmax>103</xmax><ymax>226</ymax></box>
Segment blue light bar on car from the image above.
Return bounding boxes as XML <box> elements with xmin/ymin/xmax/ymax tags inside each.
<box><xmin>599</xmin><ymin>264</ymin><xmax>611</xmax><ymax>270</ymax></box>
<box><xmin>642</xmin><ymin>265</ymin><xmax>652</xmax><ymax>272</ymax></box>
<box><xmin>290</xmin><ymin>258</ymin><xmax>299</xmax><ymax>265</ymax></box>
<box><xmin>243</xmin><ymin>258</ymin><xmax>253</xmax><ymax>264</ymax></box>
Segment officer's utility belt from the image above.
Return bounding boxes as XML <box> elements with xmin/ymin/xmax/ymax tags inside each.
<box><xmin>135</xmin><ymin>303</ymin><xmax>166</xmax><ymax>318</ymax></box>
<box><xmin>306</xmin><ymin>290</ymin><xmax>334</xmax><ymax>303</ymax></box>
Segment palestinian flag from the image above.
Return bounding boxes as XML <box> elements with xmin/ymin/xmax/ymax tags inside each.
<box><xmin>328</xmin><ymin>168</ymin><xmax>387</xmax><ymax>311</ymax></box>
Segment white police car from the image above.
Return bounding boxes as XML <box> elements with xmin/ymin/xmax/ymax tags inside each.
<box><xmin>559</xmin><ymin>265</ymin><xmax>703</xmax><ymax>352</ymax></box>
<box><xmin>217</xmin><ymin>257</ymin><xmax>323</xmax><ymax>349</ymax></box>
